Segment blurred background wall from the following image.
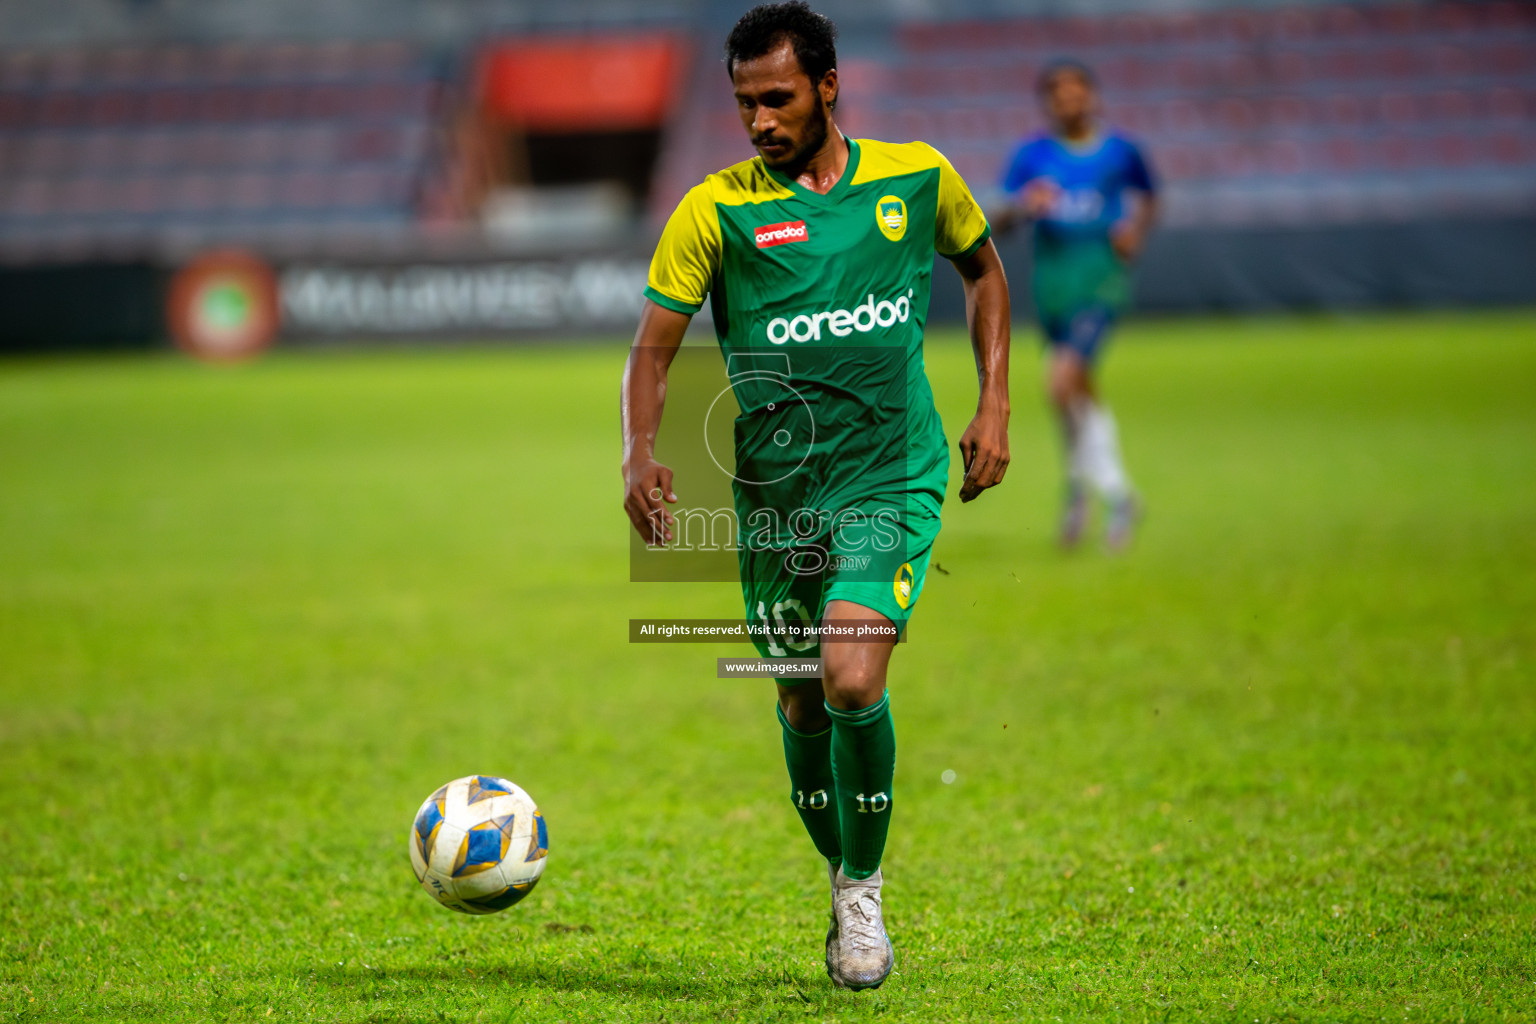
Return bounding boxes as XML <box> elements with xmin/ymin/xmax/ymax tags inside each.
<box><xmin>0</xmin><ymin>0</ymin><xmax>1531</xmax><ymax>352</ymax></box>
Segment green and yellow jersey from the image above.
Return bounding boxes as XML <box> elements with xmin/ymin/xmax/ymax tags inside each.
<box><xmin>645</xmin><ymin>137</ymin><xmax>983</xmax><ymax>515</ymax></box>
<box><xmin>644</xmin><ymin>137</ymin><xmax>990</xmax><ymax>636</ymax></box>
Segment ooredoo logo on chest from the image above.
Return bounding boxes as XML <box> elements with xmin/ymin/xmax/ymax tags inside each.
<box><xmin>755</xmin><ymin>220</ymin><xmax>808</xmax><ymax>248</ymax></box>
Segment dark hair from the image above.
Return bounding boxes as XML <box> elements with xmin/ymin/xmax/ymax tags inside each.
<box><xmin>1036</xmin><ymin>58</ymin><xmax>1096</xmax><ymax>94</ymax></box>
<box><xmin>725</xmin><ymin>2</ymin><xmax>839</xmax><ymax>86</ymax></box>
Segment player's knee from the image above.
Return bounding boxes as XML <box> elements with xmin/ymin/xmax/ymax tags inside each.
<box><xmin>1047</xmin><ymin>366</ymin><xmax>1076</xmax><ymax>407</ymax></box>
<box><xmin>1048</xmin><ymin>361</ymin><xmax>1088</xmax><ymax>409</ymax></box>
<box><xmin>779</xmin><ymin>685</ymin><xmax>831</xmax><ymax>733</ymax></box>
<box><xmin>1048</xmin><ymin>374</ymin><xmax>1075</xmax><ymax>409</ymax></box>
<box><xmin>820</xmin><ymin>659</ymin><xmax>884</xmax><ymax>711</ymax></box>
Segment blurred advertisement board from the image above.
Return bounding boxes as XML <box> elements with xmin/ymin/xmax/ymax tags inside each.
<box><xmin>278</xmin><ymin>258</ymin><xmax>651</xmax><ymax>338</ymax></box>
<box><xmin>166</xmin><ymin>251</ymin><xmax>654</xmax><ymax>354</ymax></box>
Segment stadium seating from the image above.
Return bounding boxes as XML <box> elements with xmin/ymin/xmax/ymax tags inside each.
<box><xmin>653</xmin><ymin>2</ymin><xmax>1536</xmax><ymax>228</ymax></box>
<box><xmin>4</xmin><ymin>3</ymin><xmax>1532</xmax><ymax>254</ymax></box>
<box><xmin>0</xmin><ymin>41</ymin><xmax>443</xmax><ymax>257</ymax></box>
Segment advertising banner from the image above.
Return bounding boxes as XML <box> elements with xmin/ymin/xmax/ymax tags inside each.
<box><xmin>277</xmin><ymin>257</ymin><xmax>653</xmax><ymax>339</ymax></box>
<box><xmin>163</xmin><ymin>250</ymin><xmax>657</xmax><ymax>352</ymax></box>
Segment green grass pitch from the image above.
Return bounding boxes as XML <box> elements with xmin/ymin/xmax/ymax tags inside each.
<box><xmin>1</xmin><ymin>311</ymin><xmax>1532</xmax><ymax>1022</ymax></box>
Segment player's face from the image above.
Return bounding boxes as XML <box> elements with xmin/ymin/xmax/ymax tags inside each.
<box><xmin>731</xmin><ymin>42</ymin><xmax>837</xmax><ymax>170</ymax></box>
<box><xmin>1041</xmin><ymin>69</ymin><xmax>1096</xmax><ymax>130</ymax></box>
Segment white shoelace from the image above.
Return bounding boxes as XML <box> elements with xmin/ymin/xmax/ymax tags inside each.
<box><xmin>837</xmin><ymin>890</ymin><xmax>885</xmax><ymax>950</ymax></box>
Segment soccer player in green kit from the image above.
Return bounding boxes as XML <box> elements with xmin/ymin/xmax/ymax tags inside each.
<box><xmin>995</xmin><ymin>59</ymin><xmax>1158</xmax><ymax>550</ymax></box>
<box><xmin>620</xmin><ymin>2</ymin><xmax>1011</xmax><ymax>991</ymax></box>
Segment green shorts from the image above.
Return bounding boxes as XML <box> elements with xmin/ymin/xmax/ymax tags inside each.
<box><xmin>1032</xmin><ymin>237</ymin><xmax>1131</xmax><ymax>324</ymax></box>
<box><xmin>738</xmin><ymin>493</ymin><xmax>941</xmax><ymax>663</ymax></box>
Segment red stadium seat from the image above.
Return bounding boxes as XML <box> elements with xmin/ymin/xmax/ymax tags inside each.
<box><xmin>1271</xmin><ymin>49</ymin><xmax>1309</xmax><ymax>86</ymax></box>
<box><xmin>1268</xmin><ymin>94</ymin><xmax>1310</xmax><ymax>128</ymax></box>
<box><xmin>1325</xmin><ymin>93</ymin><xmax>1366</xmax><ymax>128</ymax></box>
<box><xmin>238</xmin><ymin>85</ymin><xmax>273</xmax><ymax>121</ymax></box>
<box><xmin>1429</xmin><ymin>91</ymin><xmax>1475</xmax><ymax>121</ymax></box>
<box><xmin>1487</xmin><ymin>87</ymin><xmax>1526</xmax><ymax>121</ymax></box>
<box><xmin>1322</xmin><ymin>6</ymin><xmax>1369</xmax><ymax>38</ymax></box>
<box><xmin>1432</xmin><ymin>134</ymin><xmax>1477</xmax><ymax>167</ymax></box>
<box><xmin>1262</xmin><ymin>139</ymin><xmax>1304</xmax><ymax>176</ymax></box>
<box><xmin>120</xmin><ymin>175</ymin><xmax>161</xmax><ymax>214</ymax></box>
<box><xmin>144</xmin><ymin>89</ymin><xmax>194</xmax><ymax>125</ymax></box>
<box><xmin>1489</xmin><ymin>133</ymin><xmax>1525</xmax><ymax>165</ymax></box>
<box><xmin>20</xmin><ymin>177</ymin><xmax>56</xmax><ymax>216</ymax></box>
<box><xmin>1323</xmin><ymin>137</ymin><xmax>1361</xmax><ymax>171</ymax></box>
<box><xmin>1378</xmin><ymin>92</ymin><xmax>1416</xmax><ymax>126</ymax></box>
<box><xmin>1431</xmin><ymin>45</ymin><xmax>1474</xmax><ymax>77</ymax></box>
<box><xmin>1217</xmin><ymin>97</ymin><xmax>1259</xmax><ymax>133</ymax></box>
<box><xmin>1373</xmin><ymin>135</ymin><xmax>1412</xmax><ymax>171</ymax></box>
<box><xmin>281</xmin><ymin>170</ymin><xmax>329</xmax><ymax>209</ymax></box>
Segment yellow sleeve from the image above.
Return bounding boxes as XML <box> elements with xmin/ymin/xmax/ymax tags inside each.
<box><xmin>930</xmin><ymin>146</ymin><xmax>991</xmax><ymax>260</ymax></box>
<box><xmin>644</xmin><ymin>183</ymin><xmax>721</xmax><ymax>315</ymax></box>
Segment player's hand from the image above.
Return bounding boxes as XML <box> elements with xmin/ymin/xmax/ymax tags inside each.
<box><xmin>1110</xmin><ymin>222</ymin><xmax>1145</xmax><ymax>262</ymax></box>
<box><xmin>1021</xmin><ymin>179</ymin><xmax>1059</xmax><ymax>219</ymax></box>
<box><xmin>622</xmin><ymin>459</ymin><xmax>678</xmax><ymax>546</ymax></box>
<box><xmin>957</xmin><ymin>408</ymin><xmax>1010</xmax><ymax>503</ymax></box>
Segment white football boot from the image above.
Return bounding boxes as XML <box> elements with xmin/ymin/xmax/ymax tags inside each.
<box><xmin>1105</xmin><ymin>493</ymin><xmax>1143</xmax><ymax>552</ymax></box>
<box><xmin>828</xmin><ymin>866</ymin><xmax>894</xmax><ymax>990</ymax></box>
<box><xmin>824</xmin><ymin>862</ymin><xmax>840</xmax><ymax>981</ymax></box>
<box><xmin>1059</xmin><ymin>483</ymin><xmax>1088</xmax><ymax>549</ymax></box>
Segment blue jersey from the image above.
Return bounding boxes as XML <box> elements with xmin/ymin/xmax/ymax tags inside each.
<box><xmin>1000</xmin><ymin>132</ymin><xmax>1155</xmax><ymax>245</ymax></box>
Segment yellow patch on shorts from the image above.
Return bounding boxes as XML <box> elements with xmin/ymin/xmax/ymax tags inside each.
<box><xmin>893</xmin><ymin>562</ymin><xmax>915</xmax><ymax>610</ymax></box>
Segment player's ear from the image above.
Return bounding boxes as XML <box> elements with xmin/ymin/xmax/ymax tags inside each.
<box><xmin>820</xmin><ymin>67</ymin><xmax>838</xmax><ymax>112</ymax></box>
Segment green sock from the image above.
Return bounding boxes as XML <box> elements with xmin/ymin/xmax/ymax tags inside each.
<box><xmin>826</xmin><ymin>691</ymin><xmax>895</xmax><ymax>880</ymax></box>
<box><xmin>777</xmin><ymin>701</ymin><xmax>842</xmax><ymax>867</ymax></box>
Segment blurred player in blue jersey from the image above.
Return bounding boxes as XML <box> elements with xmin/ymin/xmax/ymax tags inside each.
<box><xmin>994</xmin><ymin>60</ymin><xmax>1157</xmax><ymax>549</ymax></box>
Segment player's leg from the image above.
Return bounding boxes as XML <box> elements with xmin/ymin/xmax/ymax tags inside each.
<box><xmin>743</xmin><ymin>539</ymin><xmax>838</xmax><ymax>856</ymax></box>
<box><xmin>813</xmin><ymin>496</ymin><xmax>937</xmax><ymax>989</ymax></box>
<box><xmin>819</xmin><ymin>599</ymin><xmax>898</xmax><ymax>990</ymax></box>
<box><xmin>817</xmin><ymin>498</ymin><xmax>934</xmax><ymax>883</ymax></box>
<box><xmin>820</xmin><ymin>602</ymin><xmax>897</xmax><ymax>878</ymax></box>
<box><xmin>776</xmin><ymin>678</ymin><xmax>841</xmax><ymax>868</ymax></box>
<box><xmin>748</xmin><ymin>569</ymin><xmax>840</xmax><ymax>865</ymax></box>
<box><xmin>1050</xmin><ymin>306</ymin><xmax>1138</xmax><ymax>548</ymax></box>
<box><xmin>776</xmin><ymin>677</ymin><xmax>844</xmax><ymax>980</ymax></box>
<box><xmin>745</xmin><ymin>550</ymin><xmax>849</xmax><ymax>978</ymax></box>
<box><xmin>1046</xmin><ymin>339</ymin><xmax>1092</xmax><ymax>547</ymax></box>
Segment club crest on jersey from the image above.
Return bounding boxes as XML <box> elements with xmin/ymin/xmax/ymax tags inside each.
<box><xmin>894</xmin><ymin>562</ymin><xmax>915</xmax><ymax>609</ymax></box>
<box><xmin>755</xmin><ymin>220</ymin><xmax>808</xmax><ymax>248</ymax></box>
<box><xmin>876</xmin><ymin>195</ymin><xmax>907</xmax><ymax>242</ymax></box>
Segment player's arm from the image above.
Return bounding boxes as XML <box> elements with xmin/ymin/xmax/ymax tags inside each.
<box><xmin>991</xmin><ymin>143</ymin><xmax>1056</xmax><ymax>236</ymax></box>
<box><xmin>951</xmin><ymin>238</ymin><xmax>1011</xmax><ymax>503</ymax></box>
<box><xmin>993</xmin><ymin>180</ymin><xmax>1060</xmax><ymax>236</ymax></box>
<box><xmin>621</xmin><ymin>302</ymin><xmax>690</xmax><ymax>545</ymax></box>
<box><xmin>623</xmin><ymin>183</ymin><xmax>719</xmax><ymax>545</ymax></box>
<box><xmin>1111</xmin><ymin>190</ymin><xmax>1158</xmax><ymax>262</ymax></box>
<box><xmin>934</xmin><ymin>146</ymin><xmax>1012</xmax><ymax>503</ymax></box>
<box><xmin>1111</xmin><ymin>142</ymin><xmax>1159</xmax><ymax>262</ymax></box>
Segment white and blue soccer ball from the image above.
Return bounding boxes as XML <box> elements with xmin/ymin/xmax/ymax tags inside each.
<box><xmin>409</xmin><ymin>775</ymin><xmax>549</xmax><ymax>915</ymax></box>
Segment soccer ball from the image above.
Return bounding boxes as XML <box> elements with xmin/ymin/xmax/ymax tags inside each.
<box><xmin>408</xmin><ymin>774</ymin><xmax>549</xmax><ymax>914</ymax></box>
